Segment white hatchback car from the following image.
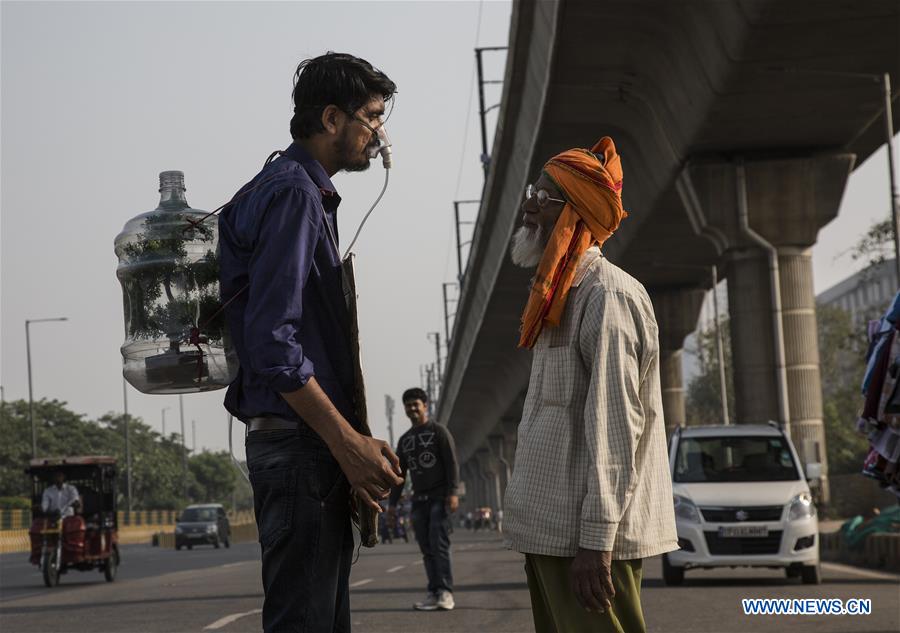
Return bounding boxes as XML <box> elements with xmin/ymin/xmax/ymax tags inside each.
<box><xmin>664</xmin><ymin>424</ymin><xmax>821</xmax><ymax>585</ymax></box>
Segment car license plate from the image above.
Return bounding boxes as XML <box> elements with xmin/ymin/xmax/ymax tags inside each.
<box><xmin>719</xmin><ymin>526</ymin><xmax>768</xmax><ymax>538</ymax></box>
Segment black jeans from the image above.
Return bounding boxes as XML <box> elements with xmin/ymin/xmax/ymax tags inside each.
<box><xmin>411</xmin><ymin>497</ymin><xmax>453</xmax><ymax>594</ymax></box>
<box><xmin>247</xmin><ymin>428</ymin><xmax>353</xmax><ymax>633</ymax></box>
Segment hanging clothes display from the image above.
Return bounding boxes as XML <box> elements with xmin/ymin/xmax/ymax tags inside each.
<box><xmin>856</xmin><ymin>290</ymin><xmax>900</xmax><ymax>500</ymax></box>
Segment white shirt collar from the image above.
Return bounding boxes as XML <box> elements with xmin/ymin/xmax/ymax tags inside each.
<box><xmin>572</xmin><ymin>245</ymin><xmax>602</xmax><ymax>287</ymax></box>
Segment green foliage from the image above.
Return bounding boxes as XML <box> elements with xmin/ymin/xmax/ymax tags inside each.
<box><xmin>816</xmin><ymin>305</ymin><xmax>870</xmax><ymax>475</ymax></box>
<box><xmin>117</xmin><ymin>211</ymin><xmax>222</xmax><ymax>345</ymax></box>
<box><xmin>848</xmin><ymin>218</ymin><xmax>893</xmax><ymax>271</ymax></box>
<box><xmin>0</xmin><ymin>398</ymin><xmax>251</xmax><ymax>510</ymax></box>
<box><xmin>685</xmin><ymin>318</ymin><xmax>735</xmax><ymax>426</ymax></box>
<box><xmin>0</xmin><ymin>496</ymin><xmax>30</xmax><ymax>509</ymax></box>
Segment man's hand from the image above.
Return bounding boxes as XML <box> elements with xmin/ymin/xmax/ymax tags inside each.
<box><xmin>332</xmin><ymin>433</ymin><xmax>403</xmax><ymax>512</ymax></box>
<box><xmin>570</xmin><ymin>548</ymin><xmax>614</xmax><ymax>613</ymax></box>
<box><xmin>446</xmin><ymin>495</ymin><xmax>459</xmax><ymax>513</ymax></box>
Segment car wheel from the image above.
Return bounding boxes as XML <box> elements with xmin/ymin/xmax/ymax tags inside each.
<box><xmin>187</xmin><ymin>544</ymin><xmax>193</xmax><ymax>550</ymax></box>
<box><xmin>801</xmin><ymin>564</ymin><xmax>821</xmax><ymax>585</ymax></box>
<box><xmin>224</xmin><ymin>537</ymin><xmax>231</xmax><ymax>549</ymax></box>
<box><xmin>213</xmin><ymin>538</ymin><xmax>220</xmax><ymax>549</ymax></box>
<box><xmin>662</xmin><ymin>554</ymin><xmax>685</xmax><ymax>586</ymax></box>
<box><xmin>785</xmin><ymin>566</ymin><xmax>801</xmax><ymax>579</ymax></box>
<box><xmin>176</xmin><ymin>544</ymin><xmax>182</xmax><ymax>551</ymax></box>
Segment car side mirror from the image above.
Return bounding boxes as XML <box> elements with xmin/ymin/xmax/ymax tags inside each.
<box><xmin>805</xmin><ymin>462</ymin><xmax>822</xmax><ymax>483</ymax></box>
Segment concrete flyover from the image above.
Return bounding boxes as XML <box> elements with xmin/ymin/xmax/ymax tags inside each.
<box><xmin>441</xmin><ymin>0</ymin><xmax>900</xmax><ymax>514</ymax></box>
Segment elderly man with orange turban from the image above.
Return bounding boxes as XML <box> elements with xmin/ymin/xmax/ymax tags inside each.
<box><xmin>503</xmin><ymin>137</ymin><xmax>677</xmax><ymax>633</ymax></box>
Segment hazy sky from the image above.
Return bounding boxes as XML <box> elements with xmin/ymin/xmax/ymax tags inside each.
<box><xmin>1</xmin><ymin>1</ymin><xmax>896</xmax><ymax>462</ymax></box>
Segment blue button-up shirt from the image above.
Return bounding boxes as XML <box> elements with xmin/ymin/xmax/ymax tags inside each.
<box><xmin>218</xmin><ymin>142</ymin><xmax>359</xmax><ymax>429</ymax></box>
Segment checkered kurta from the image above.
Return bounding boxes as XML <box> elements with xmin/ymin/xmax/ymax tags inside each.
<box><xmin>504</xmin><ymin>247</ymin><xmax>678</xmax><ymax>560</ymax></box>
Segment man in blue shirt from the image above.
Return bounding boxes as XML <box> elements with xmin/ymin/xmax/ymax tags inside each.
<box><xmin>219</xmin><ymin>52</ymin><xmax>403</xmax><ymax>633</ymax></box>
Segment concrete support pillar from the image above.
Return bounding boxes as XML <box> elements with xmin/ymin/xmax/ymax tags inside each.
<box><xmin>476</xmin><ymin>448</ymin><xmax>502</xmax><ymax>512</ymax></box>
<box><xmin>649</xmin><ymin>288</ymin><xmax>707</xmax><ymax>434</ymax></box>
<box><xmin>460</xmin><ymin>461</ymin><xmax>477</xmax><ymax>514</ymax></box>
<box><xmin>681</xmin><ymin>152</ymin><xmax>855</xmax><ymax>503</ymax></box>
<box><xmin>487</xmin><ymin>434</ymin><xmax>511</xmax><ymax>509</ymax></box>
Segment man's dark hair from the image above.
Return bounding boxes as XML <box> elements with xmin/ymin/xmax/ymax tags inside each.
<box><xmin>290</xmin><ymin>52</ymin><xmax>396</xmax><ymax>139</ymax></box>
<box><xmin>402</xmin><ymin>387</ymin><xmax>428</xmax><ymax>404</ymax></box>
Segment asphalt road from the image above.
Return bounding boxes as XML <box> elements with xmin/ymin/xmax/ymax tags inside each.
<box><xmin>1</xmin><ymin>531</ymin><xmax>897</xmax><ymax>633</ymax></box>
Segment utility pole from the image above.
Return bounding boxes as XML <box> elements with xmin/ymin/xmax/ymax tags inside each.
<box><xmin>425</xmin><ymin>365</ymin><xmax>435</xmax><ymax>418</ymax></box>
<box><xmin>442</xmin><ymin>282</ymin><xmax>457</xmax><ymax>347</ymax></box>
<box><xmin>428</xmin><ymin>332</ymin><xmax>442</xmax><ymax>381</ymax></box>
<box><xmin>192</xmin><ymin>419</ymin><xmax>196</xmax><ymax>452</ymax></box>
<box><xmin>161</xmin><ymin>407</ymin><xmax>170</xmax><ymax>437</ymax></box>
<box><xmin>474</xmin><ymin>46</ymin><xmax>507</xmax><ymax>177</ymax></box>
<box><xmin>454</xmin><ymin>200</ymin><xmax>480</xmax><ymax>284</ymax></box>
<box><xmin>385</xmin><ymin>395</ymin><xmax>395</xmax><ymax>449</ymax></box>
<box><xmin>179</xmin><ymin>395</ymin><xmax>187</xmax><ymax>501</ymax></box>
<box><xmin>26</xmin><ymin>316</ymin><xmax>68</xmax><ymax>458</ymax></box>
<box><xmin>123</xmin><ymin>377</ymin><xmax>133</xmax><ymax>513</ymax></box>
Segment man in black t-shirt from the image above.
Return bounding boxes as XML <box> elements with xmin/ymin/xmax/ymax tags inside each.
<box><xmin>388</xmin><ymin>387</ymin><xmax>460</xmax><ymax>611</ymax></box>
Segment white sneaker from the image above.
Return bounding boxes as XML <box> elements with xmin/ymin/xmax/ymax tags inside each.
<box><xmin>436</xmin><ymin>590</ymin><xmax>455</xmax><ymax>611</ymax></box>
<box><xmin>414</xmin><ymin>592</ymin><xmax>439</xmax><ymax>611</ymax></box>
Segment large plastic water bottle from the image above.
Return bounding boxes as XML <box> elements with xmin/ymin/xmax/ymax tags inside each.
<box><xmin>115</xmin><ymin>171</ymin><xmax>237</xmax><ymax>394</ymax></box>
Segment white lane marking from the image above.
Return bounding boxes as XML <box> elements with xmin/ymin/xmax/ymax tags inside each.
<box><xmin>412</xmin><ymin>560</ymin><xmax>423</xmax><ymax>566</ymax></box>
<box><xmin>203</xmin><ymin>608</ymin><xmax>262</xmax><ymax>630</ymax></box>
<box><xmin>350</xmin><ymin>578</ymin><xmax>373</xmax><ymax>588</ymax></box>
<box><xmin>821</xmin><ymin>561</ymin><xmax>900</xmax><ymax>581</ymax></box>
<box><xmin>386</xmin><ymin>565</ymin><xmax>405</xmax><ymax>573</ymax></box>
<box><xmin>220</xmin><ymin>561</ymin><xmax>247</xmax><ymax>568</ymax></box>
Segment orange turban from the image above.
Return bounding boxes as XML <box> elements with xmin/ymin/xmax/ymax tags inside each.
<box><xmin>518</xmin><ymin>137</ymin><xmax>628</xmax><ymax>349</ymax></box>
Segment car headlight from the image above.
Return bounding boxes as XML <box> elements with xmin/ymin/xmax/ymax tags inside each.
<box><xmin>673</xmin><ymin>494</ymin><xmax>702</xmax><ymax>523</ymax></box>
<box><xmin>788</xmin><ymin>492</ymin><xmax>817</xmax><ymax>521</ymax></box>
<box><xmin>206</xmin><ymin>524</ymin><xmax>218</xmax><ymax>532</ymax></box>
<box><xmin>174</xmin><ymin>525</ymin><xmax>183</xmax><ymax>534</ymax></box>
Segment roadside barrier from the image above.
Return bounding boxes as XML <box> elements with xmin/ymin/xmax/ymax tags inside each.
<box><xmin>820</xmin><ymin>530</ymin><xmax>900</xmax><ymax>570</ymax></box>
<box><xmin>0</xmin><ymin>509</ymin><xmax>256</xmax><ymax>554</ymax></box>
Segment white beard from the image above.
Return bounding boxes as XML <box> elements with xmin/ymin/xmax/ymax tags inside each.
<box><xmin>510</xmin><ymin>225</ymin><xmax>547</xmax><ymax>268</ymax></box>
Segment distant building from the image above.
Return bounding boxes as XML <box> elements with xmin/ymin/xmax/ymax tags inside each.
<box><xmin>816</xmin><ymin>259</ymin><xmax>898</xmax><ymax>323</ymax></box>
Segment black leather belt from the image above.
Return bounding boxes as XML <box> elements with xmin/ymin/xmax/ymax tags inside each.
<box><xmin>248</xmin><ymin>417</ymin><xmax>297</xmax><ymax>432</ymax></box>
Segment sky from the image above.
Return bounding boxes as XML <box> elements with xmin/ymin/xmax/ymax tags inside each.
<box><xmin>1</xmin><ymin>1</ymin><xmax>897</xmax><ymax>463</ymax></box>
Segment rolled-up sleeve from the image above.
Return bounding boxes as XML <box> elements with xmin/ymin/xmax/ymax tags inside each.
<box><xmin>577</xmin><ymin>290</ymin><xmax>645</xmax><ymax>551</ymax></box>
<box><xmin>244</xmin><ymin>186</ymin><xmax>322</xmax><ymax>393</ymax></box>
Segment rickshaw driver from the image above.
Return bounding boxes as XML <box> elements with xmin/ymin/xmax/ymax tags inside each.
<box><xmin>41</xmin><ymin>471</ymin><xmax>80</xmax><ymax>518</ymax></box>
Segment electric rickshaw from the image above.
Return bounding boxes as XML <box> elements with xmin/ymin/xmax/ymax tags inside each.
<box><xmin>26</xmin><ymin>456</ymin><xmax>120</xmax><ymax>587</ymax></box>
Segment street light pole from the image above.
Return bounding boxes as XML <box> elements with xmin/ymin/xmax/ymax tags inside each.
<box><xmin>161</xmin><ymin>406</ymin><xmax>170</xmax><ymax>437</ymax></box>
<box><xmin>179</xmin><ymin>395</ymin><xmax>187</xmax><ymax>500</ymax></box>
<box><xmin>123</xmin><ymin>377</ymin><xmax>133</xmax><ymax>513</ymax></box>
<box><xmin>710</xmin><ymin>266</ymin><xmax>730</xmax><ymax>425</ymax></box>
<box><xmin>442</xmin><ymin>282</ymin><xmax>456</xmax><ymax>347</ymax></box>
<box><xmin>882</xmin><ymin>73</ymin><xmax>900</xmax><ymax>285</ymax></box>
<box><xmin>25</xmin><ymin>317</ymin><xmax>68</xmax><ymax>459</ymax></box>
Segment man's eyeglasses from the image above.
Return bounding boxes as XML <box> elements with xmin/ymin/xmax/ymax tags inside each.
<box><xmin>524</xmin><ymin>184</ymin><xmax>566</xmax><ymax>208</ymax></box>
<box><xmin>348</xmin><ymin>110</ymin><xmax>384</xmax><ymax>138</ymax></box>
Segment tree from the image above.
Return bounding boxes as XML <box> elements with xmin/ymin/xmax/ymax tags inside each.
<box><xmin>189</xmin><ymin>450</ymin><xmax>237</xmax><ymax>504</ymax></box>
<box><xmin>685</xmin><ymin>318</ymin><xmax>735</xmax><ymax>426</ymax></box>
<box><xmin>0</xmin><ymin>398</ymin><xmax>249</xmax><ymax>510</ymax></box>
<box><xmin>816</xmin><ymin>305</ymin><xmax>870</xmax><ymax>475</ymax></box>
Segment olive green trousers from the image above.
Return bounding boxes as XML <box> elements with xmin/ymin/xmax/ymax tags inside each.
<box><xmin>524</xmin><ymin>554</ymin><xmax>645</xmax><ymax>633</ymax></box>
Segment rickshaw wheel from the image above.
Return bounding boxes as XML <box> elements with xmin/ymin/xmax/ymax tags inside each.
<box><xmin>42</xmin><ymin>550</ymin><xmax>60</xmax><ymax>587</ymax></box>
<box><xmin>104</xmin><ymin>547</ymin><xmax>119</xmax><ymax>582</ymax></box>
